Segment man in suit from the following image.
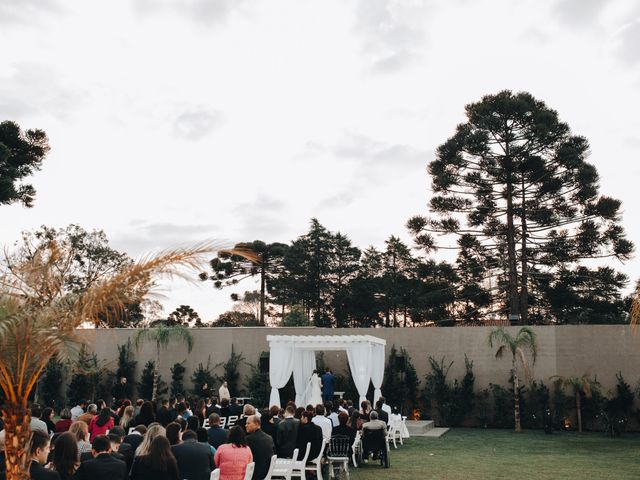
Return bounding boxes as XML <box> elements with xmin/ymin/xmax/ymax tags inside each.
<box><xmin>13</xmin><ymin>430</ymin><xmax>60</xmax><ymax>480</ymax></box>
<box><xmin>296</xmin><ymin>412</ymin><xmax>323</xmax><ymax>462</ymax></box>
<box><xmin>123</xmin><ymin>424</ymin><xmax>146</xmax><ymax>453</ymax></box>
<box><xmin>375</xmin><ymin>399</ymin><xmax>389</xmax><ymax>424</ymax></box>
<box><xmin>171</xmin><ymin>430</ymin><xmax>214</xmax><ymax>480</ymax></box>
<box><xmin>229</xmin><ymin>397</ymin><xmax>242</xmax><ymax>417</ymax></box>
<box><xmin>156</xmin><ymin>398</ymin><xmax>173</xmax><ymax>427</ymax></box>
<box><xmin>245</xmin><ymin>415</ymin><xmax>274</xmax><ymax>480</ymax></box>
<box><xmin>321</xmin><ymin>368</ymin><xmax>335</xmax><ymax>403</ymax></box>
<box><xmin>107</xmin><ymin>427</ymin><xmax>133</xmax><ymax>471</ymax></box>
<box><xmin>275</xmin><ymin>405</ymin><xmax>300</xmax><ymax>458</ymax></box>
<box><xmin>74</xmin><ymin>435</ymin><xmax>127</xmax><ymax>480</ymax></box>
<box><xmin>207</xmin><ymin>413</ymin><xmax>229</xmax><ymax>449</ymax></box>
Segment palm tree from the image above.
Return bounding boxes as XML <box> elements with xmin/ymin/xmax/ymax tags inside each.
<box><xmin>0</xmin><ymin>240</ymin><xmax>252</xmax><ymax>480</ymax></box>
<box><xmin>488</xmin><ymin>327</ymin><xmax>537</xmax><ymax>432</ymax></box>
<box><xmin>631</xmin><ymin>283</ymin><xmax>640</xmax><ymax>329</ymax></box>
<box><xmin>134</xmin><ymin>323</ymin><xmax>193</xmax><ymax>402</ymax></box>
<box><xmin>551</xmin><ymin>374</ymin><xmax>599</xmax><ymax>433</ymax></box>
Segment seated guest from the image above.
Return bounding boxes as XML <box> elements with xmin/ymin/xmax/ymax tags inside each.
<box><xmin>374</xmin><ymin>399</ymin><xmax>389</xmax><ymax>424</ymax></box>
<box><xmin>349</xmin><ymin>411</ymin><xmax>364</xmax><ymax>431</ymax></box>
<box><xmin>346</xmin><ymin>400</ymin><xmax>354</xmax><ymax>416</ymax></box>
<box><xmin>245</xmin><ymin>415</ymin><xmax>274</xmax><ymax>480</ymax></box>
<box><xmin>229</xmin><ymin>398</ymin><xmax>242</xmax><ymax>417</ymax></box>
<box><xmin>275</xmin><ymin>405</ymin><xmax>299</xmax><ymax>459</ymax></box>
<box><xmin>30</xmin><ymin>405</ymin><xmax>49</xmax><ymax>434</ymax></box>
<box><xmin>55</xmin><ymin>409</ymin><xmax>73</xmax><ymax>433</ymax></box>
<box><xmin>88</xmin><ymin>408</ymin><xmax>114</xmax><ymax>441</ymax></box>
<box><xmin>69</xmin><ymin>421</ymin><xmax>92</xmax><ymax>457</ymax></box>
<box><xmin>23</xmin><ymin>430</ymin><xmax>60</xmax><ymax>480</ymax></box>
<box><xmin>123</xmin><ymin>424</ymin><xmax>146</xmax><ymax>454</ymax></box>
<box><xmin>332</xmin><ymin>413</ymin><xmax>356</xmax><ymax>452</ymax></box>
<box><xmin>51</xmin><ymin>432</ymin><xmax>79</xmax><ymax>480</ymax></box>
<box><xmin>207</xmin><ymin>413</ymin><xmax>229</xmax><ymax>449</ymax></box>
<box><xmin>338</xmin><ymin>400</ymin><xmax>349</xmax><ymax>415</ymax></box>
<box><xmin>134</xmin><ymin>423</ymin><xmax>166</xmax><ymax>457</ymax></box>
<box><xmin>118</xmin><ymin>405</ymin><xmax>135</xmax><ymax>431</ymax></box>
<box><xmin>311</xmin><ymin>404</ymin><xmax>333</xmax><ymax>441</ymax></box>
<box><xmin>74</xmin><ymin>435</ymin><xmax>127</xmax><ymax>480</ymax></box>
<box><xmin>130</xmin><ymin>436</ymin><xmax>180</xmax><ymax>480</ymax></box>
<box><xmin>171</xmin><ymin>429</ymin><xmax>214</xmax><ymax>480</ymax></box>
<box><xmin>41</xmin><ymin>407</ymin><xmax>56</xmax><ymax>434</ymax></box>
<box><xmin>360</xmin><ymin>401</ymin><xmax>372</xmax><ymax>422</ymax></box>
<box><xmin>326</xmin><ymin>402</ymin><xmax>340</xmax><ymax>428</ymax></box>
<box><xmin>166</xmin><ymin>422</ymin><xmax>182</xmax><ymax>446</ymax></box>
<box><xmin>70</xmin><ymin>401</ymin><xmax>87</xmax><ymax>421</ymax></box>
<box><xmin>235</xmin><ymin>404</ymin><xmax>256</xmax><ymax>431</ymax></box>
<box><xmin>77</xmin><ymin>404</ymin><xmax>97</xmax><ymax>426</ymax></box>
<box><xmin>196</xmin><ymin>428</ymin><xmax>215</xmax><ymax>455</ymax></box>
<box><xmin>219</xmin><ymin>398</ymin><xmax>231</xmax><ymax>419</ymax></box>
<box><xmin>107</xmin><ymin>427</ymin><xmax>133</xmax><ymax>471</ymax></box>
<box><xmin>269</xmin><ymin>406</ymin><xmax>282</xmax><ymax>425</ymax></box>
<box><xmin>296</xmin><ymin>412</ymin><xmax>323</xmax><ymax>462</ymax></box>
<box><xmin>186</xmin><ymin>415</ymin><xmax>200</xmax><ymax>432</ymax></box>
<box><xmin>258</xmin><ymin>410</ymin><xmax>276</xmax><ymax>442</ymax></box>
<box><xmin>134</xmin><ymin>401</ymin><xmax>155</xmax><ymax>427</ymax></box>
<box><xmin>157</xmin><ymin>399</ymin><xmax>173</xmax><ymax>427</ymax></box>
<box><xmin>361</xmin><ymin>411</ymin><xmax>388</xmax><ymax>460</ymax></box>
<box><xmin>379</xmin><ymin>396</ymin><xmax>392</xmax><ymax>417</ymax></box>
<box><xmin>214</xmin><ymin>427</ymin><xmax>253</xmax><ymax>480</ymax></box>
<box><xmin>205</xmin><ymin>397</ymin><xmax>219</xmax><ymax>417</ymax></box>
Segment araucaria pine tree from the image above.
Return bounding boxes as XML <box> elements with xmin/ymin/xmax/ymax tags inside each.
<box><xmin>408</xmin><ymin>91</ymin><xmax>633</xmax><ymax>323</ymax></box>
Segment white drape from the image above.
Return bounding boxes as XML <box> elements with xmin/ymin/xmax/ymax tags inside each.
<box><xmin>292</xmin><ymin>349</ymin><xmax>317</xmax><ymax>406</ymax></box>
<box><xmin>370</xmin><ymin>343</ymin><xmax>385</xmax><ymax>403</ymax></box>
<box><xmin>346</xmin><ymin>343</ymin><xmax>372</xmax><ymax>405</ymax></box>
<box><xmin>268</xmin><ymin>343</ymin><xmax>295</xmax><ymax>408</ymax></box>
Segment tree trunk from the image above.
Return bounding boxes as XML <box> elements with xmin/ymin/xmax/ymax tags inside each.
<box><xmin>2</xmin><ymin>404</ymin><xmax>31</xmax><ymax>480</ymax></box>
<box><xmin>519</xmin><ymin>177</ymin><xmax>529</xmax><ymax>324</ymax></box>
<box><xmin>505</xmin><ymin>160</ymin><xmax>520</xmax><ymax>321</ymax></box>
<box><xmin>259</xmin><ymin>264</ymin><xmax>266</xmax><ymax>326</ymax></box>
<box><xmin>513</xmin><ymin>358</ymin><xmax>522</xmax><ymax>432</ymax></box>
<box><xmin>576</xmin><ymin>391</ymin><xmax>582</xmax><ymax>433</ymax></box>
<box><xmin>152</xmin><ymin>343</ymin><xmax>160</xmax><ymax>403</ymax></box>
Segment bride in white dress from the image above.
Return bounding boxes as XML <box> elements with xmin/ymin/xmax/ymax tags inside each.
<box><xmin>306</xmin><ymin>370</ymin><xmax>323</xmax><ymax>406</ymax></box>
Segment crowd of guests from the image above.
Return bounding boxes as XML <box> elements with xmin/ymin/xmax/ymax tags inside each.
<box><xmin>0</xmin><ymin>393</ymin><xmax>393</xmax><ymax>480</ymax></box>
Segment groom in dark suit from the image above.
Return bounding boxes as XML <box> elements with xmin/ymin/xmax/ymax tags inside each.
<box><xmin>321</xmin><ymin>367</ymin><xmax>335</xmax><ymax>403</ymax></box>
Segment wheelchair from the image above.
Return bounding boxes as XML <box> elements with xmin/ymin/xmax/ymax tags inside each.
<box><xmin>360</xmin><ymin>427</ymin><xmax>390</xmax><ymax>468</ymax></box>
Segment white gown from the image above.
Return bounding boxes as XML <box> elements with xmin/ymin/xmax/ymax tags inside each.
<box><xmin>307</xmin><ymin>373</ymin><xmax>323</xmax><ymax>406</ymax></box>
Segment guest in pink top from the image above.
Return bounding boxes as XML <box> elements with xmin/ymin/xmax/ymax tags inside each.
<box><xmin>88</xmin><ymin>408</ymin><xmax>114</xmax><ymax>441</ymax></box>
<box><xmin>214</xmin><ymin>426</ymin><xmax>253</xmax><ymax>480</ymax></box>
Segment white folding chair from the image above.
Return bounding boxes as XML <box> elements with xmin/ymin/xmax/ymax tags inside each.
<box><xmin>304</xmin><ymin>438</ymin><xmax>328</xmax><ymax>480</ymax></box>
<box><xmin>244</xmin><ymin>462</ymin><xmax>255</xmax><ymax>480</ymax></box>
<box><xmin>351</xmin><ymin>431</ymin><xmax>362</xmax><ymax>467</ymax></box>
<box><xmin>128</xmin><ymin>427</ymin><xmax>136</xmax><ymax>434</ymax></box>
<box><xmin>262</xmin><ymin>455</ymin><xmax>278</xmax><ymax>480</ymax></box>
<box><xmin>272</xmin><ymin>448</ymin><xmax>299</xmax><ymax>480</ymax></box>
<box><xmin>290</xmin><ymin>442</ymin><xmax>310</xmax><ymax>479</ymax></box>
<box><xmin>210</xmin><ymin>468</ymin><xmax>220</xmax><ymax>480</ymax></box>
<box><xmin>386</xmin><ymin>423</ymin><xmax>399</xmax><ymax>449</ymax></box>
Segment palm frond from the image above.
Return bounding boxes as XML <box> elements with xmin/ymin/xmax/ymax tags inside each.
<box><xmin>495</xmin><ymin>345</ymin><xmax>505</xmax><ymax>360</ymax></box>
<box><xmin>631</xmin><ymin>284</ymin><xmax>640</xmax><ymax>333</ymax></box>
<box><xmin>516</xmin><ymin>327</ymin><xmax>537</xmax><ymax>363</ymax></box>
<box><xmin>516</xmin><ymin>347</ymin><xmax>532</xmax><ymax>384</ymax></box>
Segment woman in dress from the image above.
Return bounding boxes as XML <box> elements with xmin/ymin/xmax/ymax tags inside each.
<box><xmin>307</xmin><ymin>370</ymin><xmax>323</xmax><ymax>407</ymax></box>
<box><xmin>214</xmin><ymin>426</ymin><xmax>253</xmax><ymax>480</ymax></box>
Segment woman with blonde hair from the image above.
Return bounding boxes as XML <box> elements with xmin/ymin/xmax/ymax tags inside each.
<box><xmin>135</xmin><ymin>423</ymin><xmax>166</xmax><ymax>456</ymax></box>
<box><xmin>119</xmin><ymin>405</ymin><xmax>135</xmax><ymax>430</ymax></box>
<box><xmin>68</xmin><ymin>421</ymin><xmax>91</xmax><ymax>456</ymax></box>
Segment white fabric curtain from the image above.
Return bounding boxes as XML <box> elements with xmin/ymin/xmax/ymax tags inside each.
<box><xmin>268</xmin><ymin>343</ymin><xmax>295</xmax><ymax>408</ymax></box>
<box><xmin>292</xmin><ymin>349</ymin><xmax>317</xmax><ymax>406</ymax></box>
<box><xmin>370</xmin><ymin>343</ymin><xmax>385</xmax><ymax>403</ymax></box>
<box><xmin>346</xmin><ymin>343</ymin><xmax>372</xmax><ymax>405</ymax></box>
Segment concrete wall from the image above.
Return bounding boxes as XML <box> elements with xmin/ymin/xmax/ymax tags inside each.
<box><xmin>76</xmin><ymin>325</ymin><xmax>640</xmax><ymax>396</ymax></box>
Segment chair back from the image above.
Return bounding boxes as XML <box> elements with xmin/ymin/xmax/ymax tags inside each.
<box><xmin>298</xmin><ymin>442</ymin><xmax>311</xmax><ymax>464</ymax></box>
<box><xmin>243</xmin><ymin>462</ymin><xmax>255</xmax><ymax>480</ymax></box>
<box><xmin>362</xmin><ymin>427</ymin><xmax>386</xmax><ymax>452</ymax></box>
<box><xmin>263</xmin><ymin>455</ymin><xmax>277</xmax><ymax>480</ymax></box>
<box><xmin>328</xmin><ymin>435</ymin><xmax>350</xmax><ymax>458</ymax></box>
<box><xmin>210</xmin><ymin>468</ymin><xmax>220</xmax><ymax>480</ymax></box>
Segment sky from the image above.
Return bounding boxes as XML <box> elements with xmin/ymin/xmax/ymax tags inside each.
<box><xmin>1</xmin><ymin>0</ymin><xmax>640</xmax><ymax>321</ymax></box>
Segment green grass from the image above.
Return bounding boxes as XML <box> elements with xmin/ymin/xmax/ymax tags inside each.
<box><xmin>349</xmin><ymin>428</ymin><xmax>640</xmax><ymax>480</ymax></box>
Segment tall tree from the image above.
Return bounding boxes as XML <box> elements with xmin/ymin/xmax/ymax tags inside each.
<box><xmin>0</xmin><ymin>121</ymin><xmax>50</xmax><ymax>208</ymax></box>
<box><xmin>551</xmin><ymin>374</ymin><xmax>599</xmax><ymax>433</ymax></box>
<box><xmin>165</xmin><ymin>305</ymin><xmax>203</xmax><ymax>327</ymax></box>
<box><xmin>409</xmin><ymin>91</ymin><xmax>633</xmax><ymax>324</ymax></box>
<box><xmin>200</xmin><ymin>240</ymin><xmax>288</xmax><ymax>325</ymax></box>
<box><xmin>0</xmin><ymin>239</ymin><xmax>219</xmax><ymax>480</ymax></box>
<box><xmin>488</xmin><ymin>327</ymin><xmax>537</xmax><ymax>432</ymax></box>
<box><xmin>134</xmin><ymin>322</ymin><xmax>194</xmax><ymax>403</ymax></box>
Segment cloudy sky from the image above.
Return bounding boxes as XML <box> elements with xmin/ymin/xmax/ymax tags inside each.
<box><xmin>2</xmin><ymin>0</ymin><xmax>640</xmax><ymax>320</ymax></box>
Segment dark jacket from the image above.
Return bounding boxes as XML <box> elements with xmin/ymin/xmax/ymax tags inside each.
<box><xmin>261</xmin><ymin>421</ymin><xmax>277</xmax><ymax>443</ymax></box>
<box><xmin>207</xmin><ymin>426</ymin><xmax>229</xmax><ymax>449</ymax></box>
<box><xmin>129</xmin><ymin>455</ymin><xmax>180</xmax><ymax>480</ymax></box>
<box><xmin>156</xmin><ymin>407</ymin><xmax>173</xmax><ymax>427</ymax></box>
<box><xmin>246</xmin><ymin>429</ymin><xmax>275</xmax><ymax>480</ymax></box>
<box><xmin>123</xmin><ymin>433</ymin><xmax>144</xmax><ymax>453</ymax></box>
<box><xmin>75</xmin><ymin>453</ymin><xmax>127</xmax><ymax>480</ymax></box>
<box><xmin>275</xmin><ymin>417</ymin><xmax>300</xmax><ymax>458</ymax></box>
<box><xmin>332</xmin><ymin>424</ymin><xmax>356</xmax><ymax>446</ymax></box>
<box><xmin>296</xmin><ymin>422</ymin><xmax>323</xmax><ymax>461</ymax></box>
<box><xmin>25</xmin><ymin>461</ymin><xmax>60</xmax><ymax>480</ymax></box>
<box><xmin>375</xmin><ymin>409</ymin><xmax>389</xmax><ymax>424</ymax></box>
<box><xmin>171</xmin><ymin>439</ymin><xmax>214</xmax><ymax>480</ymax></box>
<box><xmin>228</xmin><ymin>404</ymin><xmax>242</xmax><ymax>417</ymax></box>
<box><xmin>117</xmin><ymin>442</ymin><xmax>134</xmax><ymax>471</ymax></box>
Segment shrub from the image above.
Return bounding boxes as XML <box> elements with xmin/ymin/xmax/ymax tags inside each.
<box><xmin>382</xmin><ymin>345</ymin><xmax>420</xmax><ymax>415</ymax></box>
<box><xmin>191</xmin><ymin>359</ymin><xmax>215</xmax><ymax>398</ymax></box>
<box><xmin>244</xmin><ymin>353</ymin><xmax>270</xmax><ymax>408</ymax></box>
<box><xmin>216</xmin><ymin>346</ymin><xmax>245</xmax><ymax>396</ymax></box>
<box><xmin>423</xmin><ymin>355</ymin><xmax>475</xmax><ymax>427</ymax></box>
<box><xmin>489</xmin><ymin>383</ymin><xmax>513</xmax><ymax>429</ymax></box>
<box><xmin>115</xmin><ymin>340</ymin><xmax>137</xmax><ymax>399</ymax></box>
<box><xmin>600</xmin><ymin>372</ymin><xmax>635</xmax><ymax>437</ymax></box>
<box><xmin>38</xmin><ymin>356</ymin><xmax>66</xmax><ymax>410</ymax></box>
<box><xmin>171</xmin><ymin>362</ymin><xmax>186</xmax><ymax>396</ymax></box>
<box><xmin>523</xmin><ymin>381</ymin><xmax>550</xmax><ymax>429</ymax></box>
<box><xmin>66</xmin><ymin>346</ymin><xmax>111</xmax><ymax>405</ymax></box>
<box><xmin>137</xmin><ymin>360</ymin><xmax>167</xmax><ymax>401</ymax></box>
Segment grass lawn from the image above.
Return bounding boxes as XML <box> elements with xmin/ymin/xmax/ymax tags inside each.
<box><xmin>349</xmin><ymin>428</ymin><xmax>640</xmax><ymax>480</ymax></box>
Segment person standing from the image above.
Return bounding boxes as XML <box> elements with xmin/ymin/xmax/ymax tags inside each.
<box><xmin>112</xmin><ymin>377</ymin><xmax>128</xmax><ymax>403</ymax></box>
<box><xmin>218</xmin><ymin>381</ymin><xmax>231</xmax><ymax>403</ymax></box>
<box><xmin>321</xmin><ymin>368</ymin><xmax>335</xmax><ymax>403</ymax></box>
<box><xmin>306</xmin><ymin>370</ymin><xmax>323</xmax><ymax>407</ymax></box>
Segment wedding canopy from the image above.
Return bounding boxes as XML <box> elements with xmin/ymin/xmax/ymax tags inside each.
<box><xmin>266</xmin><ymin>334</ymin><xmax>386</xmax><ymax>408</ymax></box>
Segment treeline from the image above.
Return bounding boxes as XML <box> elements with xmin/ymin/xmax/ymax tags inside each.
<box><xmin>202</xmin><ymin>218</ymin><xmax>633</xmax><ymax>327</ymax></box>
